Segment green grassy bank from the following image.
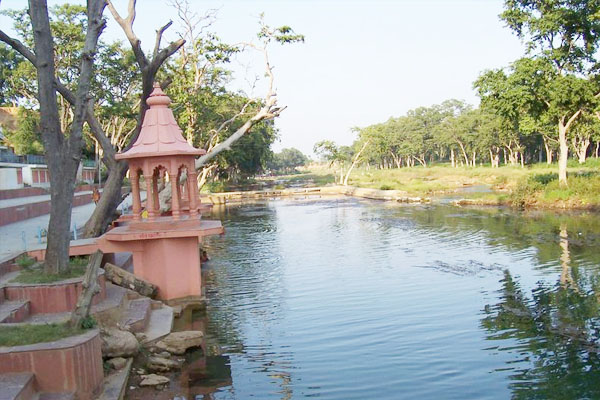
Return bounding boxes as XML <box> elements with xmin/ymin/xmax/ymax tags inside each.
<box><xmin>261</xmin><ymin>160</ymin><xmax>600</xmax><ymax>209</ymax></box>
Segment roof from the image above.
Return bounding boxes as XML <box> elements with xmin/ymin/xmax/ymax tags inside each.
<box><xmin>115</xmin><ymin>84</ymin><xmax>206</xmax><ymax>160</ymax></box>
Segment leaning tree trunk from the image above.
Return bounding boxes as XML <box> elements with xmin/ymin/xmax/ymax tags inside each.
<box><xmin>70</xmin><ymin>250</ymin><xmax>103</xmax><ymax>328</ymax></box>
<box><xmin>83</xmin><ymin>161</ymin><xmax>128</xmax><ymax>237</ymax></box>
<box><xmin>543</xmin><ymin>137</ymin><xmax>553</xmax><ymax>164</ymax></box>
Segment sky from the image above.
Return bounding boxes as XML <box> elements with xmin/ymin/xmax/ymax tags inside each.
<box><xmin>0</xmin><ymin>0</ymin><xmax>527</xmax><ymax>156</ymax></box>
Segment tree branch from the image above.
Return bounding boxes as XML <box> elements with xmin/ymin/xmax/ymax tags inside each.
<box><xmin>106</xmin><ymin>0</ymin><xmax>148</xmax><ymax>68</ymax></box>
<box><xmin>154</xmin><ymin>20</ymin><xmax>173</xmax><ymax>59</ymax></box>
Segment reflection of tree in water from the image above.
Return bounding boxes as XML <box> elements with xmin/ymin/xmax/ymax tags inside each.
<box><xmin>482</xmin><ymin>264</ymin><xmax>600</xmax><ymax>398</ymax></box>
<box><xmin>398</xmin><ymin>206</ymin><xmax>600</xmax><ymax>270</ymax></box>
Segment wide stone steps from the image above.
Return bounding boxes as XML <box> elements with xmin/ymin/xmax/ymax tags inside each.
<box><xmin>0</xmin><ymin>299</ymin><xmax>30</xmax><ymax>323</ymax></box>
<box><xmin>0</xmin><ymin>372</ymin><xmax>76</xmax><ymax>400</ymax></box>
<box><xmin>0</xmin><ymin>372</ymin><xmax>36</xmax><ymax>400</ymax></box>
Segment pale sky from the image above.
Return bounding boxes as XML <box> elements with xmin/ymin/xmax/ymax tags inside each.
<box><xmin>0</xmin><ymin>0</ymin><xmax>526</xmax><ymax>156</ymax></box>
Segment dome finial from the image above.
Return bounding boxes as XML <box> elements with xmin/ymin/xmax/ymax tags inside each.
<box><xmin>147</xmin><ymin>82</ymin><xmax>171</xmax><ymax>107</ymax></box>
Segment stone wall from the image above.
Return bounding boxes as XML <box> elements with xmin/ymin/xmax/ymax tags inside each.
<box><xmin>4</xmin><ymin>272</ymin><xmax>107</xmax><ymax>314</ymax></box>
<box><xmin>0</xmin><ymin>330</ymin><xmax>104</xmax><ymax>399</ymax></box>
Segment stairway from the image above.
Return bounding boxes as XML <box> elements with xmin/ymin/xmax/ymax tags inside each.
<box><xmin>0</xmin><ymin>372</ymin><xmax>75</xmax><ymax>400</ymax></box>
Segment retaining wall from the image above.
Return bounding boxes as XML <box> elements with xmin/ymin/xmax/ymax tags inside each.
<box><xmin>0</xmin><ymin>193</ymin><xmax>93</xmax><ymax>227</ymax></box>
<box><xmin>3</xmin><ymin>272</ymin><xmax>107</xmax><ymax>314</ymax></box>
<box><xmin>0</xmin><ymin>187</ymin><xmax>47</xmax><ymax>200</ymax></box>
<box><xmin>0</xmin><ymin>330</ymin><xmax>104</xmax><ymax>399</ymax></box>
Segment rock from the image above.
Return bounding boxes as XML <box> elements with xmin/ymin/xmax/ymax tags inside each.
<box><xmin>139</xmin><ymin>374</ymin><xmax>170</xmax><ymax>387</ymax></box>
<box><xmin>147</xmin><ymin>356</ymin><xmax>181</xmax><ymax>372</ymax></box>
<box><xmin>155</xmin><ymin>331</ymin><xmax>203</xmax><ymax>355</ymax></box>
<box><xmin>157</xmin><ymin>351</ymin><xmax>171</xmax><ymax>358</ymax></box>
<box><xmin>101</xmin><ymin>328</ymin><xmax>139</xmax><ymax>358</ymax></box>
<box><xmin>135</xmin><ymin>332</ymin><xmax>147</xmax><ymax>342</ymax></box>
<box><xmin>106</xmin><ymin>357</ymin><xmax>128</xmax><ymax>370</ymax></box>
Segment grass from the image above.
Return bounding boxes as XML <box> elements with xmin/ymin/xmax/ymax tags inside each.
<box><xmin>0</xmin><ymin>323</ymin><xmax>85</xmax><ymax>347</ymax></box>
<box><xmin>513</xmin><ymin>171</ymin><xmax>600</xmax><ymax>209</ymax></box>
<box><xmin>10</xmin><ymin>256</ymin><xmax>90</xmax><ymax>284</ymax></box>
<box><xmin>272</xmin><ymin>161</ymin><xmax>600</xmax><ymax>209</ymax></box>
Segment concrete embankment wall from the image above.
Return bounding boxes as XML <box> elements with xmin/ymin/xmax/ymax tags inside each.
<box><xmin>203</xmin><ymin>186</ymin><xmax>430</xmax><ymax>204</ymax></box>
<box><xmin>0</xmin><ymin>192</ymin><xmax>94</xmax><ymax>227</ymax></box>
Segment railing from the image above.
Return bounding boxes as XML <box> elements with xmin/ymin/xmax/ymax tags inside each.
<box><xmin>0</xmin><ymin>152</ymin><xmax>22</xmax><ymax>163</ymax></box>
<box><xmin>23</xmin><ymin>154</ymin><xmax>46</xmax><ymax>164</ymax></box>
<box><xmin>0</xmin><ymin>152</ymin><xmax>47</xmax><ymax>165</ymax></box>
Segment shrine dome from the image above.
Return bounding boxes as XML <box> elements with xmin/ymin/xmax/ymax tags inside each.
<box><xmin>116</xmin><ymin>83</ymin><xmax>206</xmax><ymax>160</ymax></box>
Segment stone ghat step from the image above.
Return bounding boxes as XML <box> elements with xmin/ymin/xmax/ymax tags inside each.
<box><xmin>120</xmin><ymin>298</ymin><xmax>151</xmax><ymax>333</ymax></box>
<box><xmin>0</xmin><ymin>372</ymin><xmax>36</xmax><ymax>400</ymax></box>
<box><xmin>0</xmin><ymin>299</ymin><xmax>30</xmax><ymax>323</ymax></box>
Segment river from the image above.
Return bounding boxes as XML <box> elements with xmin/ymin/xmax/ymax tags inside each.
<box><xmin>171</xmin><ymin>197</ymin><xmax>600</xmax><ymax>399</ymax></box>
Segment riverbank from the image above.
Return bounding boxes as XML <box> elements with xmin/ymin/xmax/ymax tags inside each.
<box><xmin>248</xmin><ymin>161</ymin><xmax>600</xmax><ymax>210</ymax></box>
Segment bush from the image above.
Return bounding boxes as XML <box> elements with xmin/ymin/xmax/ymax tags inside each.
<box><xmin>530</xmin><ymin>173</ymin><xmax>558</xmax><ymax>185</ymax></box>
<box><xmin>510</xmin><ymin>176</ymin><xmax>543</xmax><ymax>208</ymax></box>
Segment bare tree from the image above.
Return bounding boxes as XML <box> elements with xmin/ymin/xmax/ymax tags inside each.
<box><xmin>0</xmin><ymin>0</ymin><xmax>106</xmax><ymax>274</ymax></box>
<box><xmin>81</xmin><ymin>0</ymin><xmax>186</xmax><ymax>237</ymax></box>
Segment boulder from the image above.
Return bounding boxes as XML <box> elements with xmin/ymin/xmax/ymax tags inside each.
<box><xmin>106</xmin><ymin>357</ymin><xmax>128</xmax><ymax>370</ymax></box>
<box><xmin>139</xmin><ymin>374</ymin><xmax>170</xmax><ymax>387</ymax></box>
<box><xmin>155</xmin><ymin>331</ymin><xmax>203</xmax><ymax>355</ymax></box>
<box><xmin>101</xmin><ymin>328</ymin><xmax>139</xmax><ymax>358</ymax></box>
<box><xmin>147</xmin><ymin>356</ymin><xmax>181</xmax><ymax>372</ymax></box>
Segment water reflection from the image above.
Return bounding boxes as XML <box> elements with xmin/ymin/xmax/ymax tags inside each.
<box><xmin>185</xmin><ymin>199</ymin><xmax>600</xmax><ymax>399</ymax></box>
<box><xmin>482</xmin><ymin>223</ymin><xmax>600</xmax><ymax>399</ymax></box>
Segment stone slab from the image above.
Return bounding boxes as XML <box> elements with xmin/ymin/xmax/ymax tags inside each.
<box><xmin>97</xmin><ymin>357</ymin><xmax>133</xmax><ymax>400</ymax></box>
<box><xmin>141</xmin><ymin>306</ymin><xmax>173</xmax><ymax>344</ymax></box>
<box><xmin>120</xmin><ymin>298</ymin><xmax>151</xmax><ymax>333</ymax></box>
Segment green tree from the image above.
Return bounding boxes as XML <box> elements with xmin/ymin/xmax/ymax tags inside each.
<box><xmin>268</xmin><ymin>147</ymin><xmax>309</xmax><ymax>174</ymax></box>
<box><xmin>499</xmin><ymin>0</ymin><xmax>600</xmax><ymax>184</ymax></box>
<box><xmin>3</xmin><ymin>107</ymin><xmax>43</xmax><ymax>154</ymax></box>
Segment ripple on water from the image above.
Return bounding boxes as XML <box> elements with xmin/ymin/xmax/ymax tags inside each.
<box><xmin>190</xmin><ymin>199</ymin><xmax>600</xmax><ymax>400</ymax></box>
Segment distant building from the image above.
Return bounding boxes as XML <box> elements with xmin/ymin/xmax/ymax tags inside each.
<box><xmin>0</xmin><ymin>110</ymin><xmax>96</xmax><ymax>190</ymax></box>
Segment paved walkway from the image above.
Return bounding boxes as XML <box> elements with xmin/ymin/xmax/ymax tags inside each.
<box><xmin>0</xmin><ymin>191</ymin><xmax>94</xmax><ymax>209</ymax></box>
<box><xmin>0</xmin><ymin>191</ymin><xmax>145</xmax><ymax>259</ymax></box>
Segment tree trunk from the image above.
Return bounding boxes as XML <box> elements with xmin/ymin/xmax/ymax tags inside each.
<box><xmin>83</xmin><ymin>162</ymin><xmax>128</xmax><ymax>237</ymax></box>
<box><xmin>27</xmin><ymin>0</ymin><xmax>106</xmax><ymax>273</ymax></box>
<box><xmin>520</xmin><ymin>151</ymin><xmax>524</xmax><ymax>168</ymax></box>
<box><xmin>343</xmin><ymin>140</ymin><xmax>369</xmax><ymax>186</ymax></box>
<box><xmin>572</xmin><ymin>137</ymin><xmax>590</xmax><ymax>164</ymax></box>
<box><xmin>70</xmin><ymin>250</ymin><xmax>103</xmax><ymax>328</ymax></box>
<box><xmin>558</xmin><ymin>111</ymin><xmax>582</xmax><ymax>186</ymax></box>
<box><xmin>595</xmin><ymin>141</ymin><xmax>599</xmax><ymax>158</ymax></box>
<box><xmin>543</xmin><ymin>137</ymin><xmax>553</xmax><ymax>164</ymax></box>
<box><xmin>558</xmin><ymin>122</ymin><xmax>569</xmax><ymax>185</ymax></box>
<box><xmin>450</xmin><ymin>148</ymin><xmax>455</xmax><ymax>168</ymax></box>
<box><xmin>457</xmin><ymin>141</ymin><xmax>469</xmax><ymax>166</ymax></box>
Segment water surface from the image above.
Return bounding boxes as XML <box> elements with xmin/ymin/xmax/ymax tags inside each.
<box><xmin>187</xmin><ymin>198</ymin><xmax>600</xmax><ymax>399</ymax></box>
